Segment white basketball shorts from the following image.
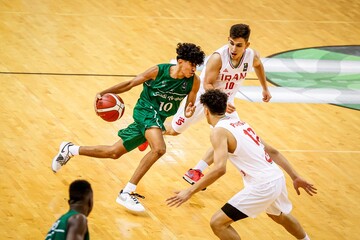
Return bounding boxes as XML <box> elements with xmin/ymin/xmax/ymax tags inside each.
<box><xmin>227</xmin><ymin>176</ymin><xmax>292</xmax><ymax>218</ymax></box>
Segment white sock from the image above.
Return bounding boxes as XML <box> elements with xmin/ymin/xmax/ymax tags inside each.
<box><xmin>299</xmin><ymin>233</ymin><xmax>310</xmax><ymax>240</ymax></box>
<box><xmin>194</xmin><ymin>160</ymin><xmax>209</xmax><ymax>172</ymax></box>
<box><xmin>123</xmin><ymin>182</ymin><xmax>137</xmax><ymax>193</ymax></box>
<box><xmin>69</xmin><ymin>145</ymin><xmax>80</xmax><ymax>156</ymax></box>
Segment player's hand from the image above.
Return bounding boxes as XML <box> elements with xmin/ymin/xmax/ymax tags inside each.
<box><xmin>226</xmin><ymin>103</ymin><xmax>236</xmax><ymax>113</ymax></box>
<box><xmin>293</xmin><ymin>176</ymin><xmax>317</xmax><ymax>196</ymax></box>
<box><xmin>262</xmin><ymin>89</ymin><xmax>272</xmax><ymax>102</ymax></box>
<box><xmin>166</xmin><ymin>189</ymin><xmax>192</xmax><ymax>207</ymax></box>
<box><xmin>94</xmin><ymin>93</ymin><xmax>102</xmax><ymax>115</ymax></box>
<box><xmin>185</xmin><ymin>102</ymin><xmax>196</xmax><ymax>118</ymax></box>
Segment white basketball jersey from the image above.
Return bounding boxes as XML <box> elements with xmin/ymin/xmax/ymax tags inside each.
<box><xmin>199</xmin><ymin>45</ymin><xmax>255</xmax><ymax>103</ymax></box>
<box><xmin>215</xmin><ymin>117</ymin><xmax>284</xmax><ymax>186</ymax></box>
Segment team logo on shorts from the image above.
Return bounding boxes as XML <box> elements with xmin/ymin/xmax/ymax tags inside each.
<box><xmin>176</xmin><ymin>117</ymin><xmax>185</xmax><ymax>125</ymax></box>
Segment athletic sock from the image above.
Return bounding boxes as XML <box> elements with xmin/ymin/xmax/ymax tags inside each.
<box><xmin>123</xmin><ymin>182</ymin><xmax>137</xmax><ymax>193</ymax></box>
<box><xmin>69</xmin><ymin>145</ymin><xmax>80</xmax><ymax>156</ymax></box>
<box><xmin>194</xmin><ymin>160</ymin><xmax>209</xmax><ymax>172</ymax></box>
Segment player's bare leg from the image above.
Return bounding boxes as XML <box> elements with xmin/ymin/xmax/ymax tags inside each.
<box><xmin>128</xmin><ymin>127</ymin><xmax>166</xmax><ymax>184</ymax></box>
<box><xmin>79</xmin><ymin>139</ymin><xmax>127</xmax><ymax>159</ymax></box>
<box><xmin>210</xmin><ymin>210</ymin><xmax>241</xmax><ymax>240</ymax></box>
<box><xmin>117</xmin><ymin>127</ymin><xmax>166</xmax><ymax>212</ymax></box>
<box><xmin>201</xmin><ymin>147</ymin><xmax>215</xmax><ymax>166</ymax></box>
<box><xmin>52</xmin><ymin>140</ymin><xmax>128</xmax><ymax>172</ymax></box>
<box><xmin>267</xmin><ymin>213</ymin><xmax>309</xmax><ymax>239</ymax></box>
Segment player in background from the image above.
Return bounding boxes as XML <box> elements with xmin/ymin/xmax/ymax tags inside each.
<box><xmin>45</xmin><ymin>180</ymin><xmax>93</xmax><ymax>240</ymax></box>
<box><xmin>167</xmin><ymin>90</ymin><xmax>317</xmax><ymax>240</ymax></box>
<box><xmin>164</xmin><ymin>24</ymin><xmax>272</xmax><ymax>184</ymax></box>
<box><xmin>51</xmin><ymin>43</ymin><xmax>205</xmax><ymax>212</ymax></box>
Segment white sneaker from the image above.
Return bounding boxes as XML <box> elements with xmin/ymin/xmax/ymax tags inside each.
<box><xmin>51</xmin><ymin>142</ymin><xmax>74</xmax><ymax>173</ymax></box>
<box><xmin>116</xmin><ymin>190</ymin><xmax>145</xmax><ymax>212</ymax></box>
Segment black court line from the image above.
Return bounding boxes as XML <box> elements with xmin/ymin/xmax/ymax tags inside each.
<box><xmin>0</xmin><ymin>71</ymin><xmax>259</xmax><ymax>80</ymax></box>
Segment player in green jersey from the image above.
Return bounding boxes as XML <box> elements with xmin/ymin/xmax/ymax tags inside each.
<box><xmin>51</xmin><ymin>43</ymin><xmax>205</xmax><ymax>212</ymax></box>
<box><xmin>46</xmin><ymin>180</ymin><xmax>93</xmax><ymax>240</ymax></box>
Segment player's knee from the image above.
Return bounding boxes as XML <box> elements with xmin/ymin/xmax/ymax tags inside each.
<box><xmin>210</xmin><ymin>215</ymin><xmax>223</xmax><ymax>235</ymax></box>
<box><xmin>267</xmin><ymin>213</ymin><xmax>284</xmax><ymax>224</ymax></box>
<box><xmin>108</xmin><ymin>147</ymin><xmax>125</xmax><ymax>159</ymax></box>
<box><xmin>151</xmin><ymin>146</ymin><xmax>166</xmax><ymax>157</ymax></box>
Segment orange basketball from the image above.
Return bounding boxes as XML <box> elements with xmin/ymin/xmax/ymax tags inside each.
<box><xmin>95</xmin><ymin>93</ymin><xmax>125</xmax><ymax>122</ymax></box>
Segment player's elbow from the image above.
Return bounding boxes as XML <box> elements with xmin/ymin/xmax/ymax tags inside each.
<box><xmin>265</xmin><ymin>144</ymin><xmax>280</xmax><ymax>156</ymax></box>
<box><xmin>267</xmin><ymin>147</ymin><xmax>280</xmax><ymax>156</ymax></box>
<box><xmin>127</xmin><ymin>81</ymin><xmax>136</xmax><ymax>91</ymax></box>
<box><xmin>214</xmin><ymin>167</ymin><xmax>226</xmax><ymax>177</ymax></box>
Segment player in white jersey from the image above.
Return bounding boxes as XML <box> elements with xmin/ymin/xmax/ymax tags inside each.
<box><xmin>164</xmin><ymin>23</ymin><xmax>272</xmax><ymax>184</ymax></box>
<box><xmin>167</xmin><ymin>90</ymin><xmax>317</xmax><ymax>240</ymax></box>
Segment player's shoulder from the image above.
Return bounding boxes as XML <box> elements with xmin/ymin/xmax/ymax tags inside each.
<box><xmin>142</xmin><ymin>64</ymin><xmax>161</xmax><ymax>79</ymax></box>
<box><xmin>213</xmin><ymin>44</ymin><xmax>228</xmax><ymax>54</ymax></box>
<box><xmin>157</xmin><ymin>63</ymin><xmax>173</xmax><ymax>68</ymax></box>
<box><xmin>68</xmin><ymin>213</ymin><xmax>87</xmax><ymax>229</ymax></box>
<box><xmin>246</xmin><ymin>47</ymin><xmax>257</xmax><ymax>56</ymax></box>
<box><xmin>68</xmin><ymin>213</ymin><xmax>87</xmax><ymax>224</ymax></box>
<box><xmin>206</xmin><ymin>52</ymin><xmax>222</xmax><ymax>66</ymax></box>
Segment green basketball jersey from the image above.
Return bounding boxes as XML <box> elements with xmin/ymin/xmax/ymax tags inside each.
<box><xmin>135</xmin><ymin>63</ymin><xmax>194</xmax><ymax>119</ymax></box>
<box><xmin>45</xmin><ymin>209</ymin><xmax>89</xmax><ymax>240</ymax></box>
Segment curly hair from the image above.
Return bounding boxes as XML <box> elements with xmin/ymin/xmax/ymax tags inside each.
<box><xmin>176</xmin><ymin>43</ymin><xmax>205</xmax><ymax>66</ymax></box>
<box><xmin>200</xmin><ymin>89</ymin><xmax>228</xmax><ymax>116</ymax></box>
<box><xmin>230</xmin><ymin>24</ymin><xmax>251</xmax><ymax>42</ymax></box>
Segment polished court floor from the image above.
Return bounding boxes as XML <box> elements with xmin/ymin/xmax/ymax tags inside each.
<box><xmin>1</xmin><ymin>0</ymin><xmax>360</xmax><ymax>239</ymax></box>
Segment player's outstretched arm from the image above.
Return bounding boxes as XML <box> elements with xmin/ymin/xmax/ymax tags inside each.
<box><xmin>93</xmin><ymin>66</ymin><xmax>159</xmax><ymax>110</ymax></box>
<box><xmin>263</xmin><ymin>141</ymin><xmax>317</xmax><ymax>196</ymax></box>
<box><xmin>253</xmin><ymin>50</ymin><xmax>271</xmax><ymax>102</ymax></box>
<box><xmin>97</xmin><ymin>65</ymin><xmax>159</xmax><ymax>97</ymax></box>
<box><xmin>203</xmin><ymin>53</ymin><xmax>222</xmax><ymax>91</ymax></box>
<box><xmin>166</xmin><ymin>128</ymin><xmax>228</xmax><ymax>207</ymax></box>
<box><xmin>184</xmin><ymin>74</ymin><xmax>200</xmax><ymax>118</ymax></box>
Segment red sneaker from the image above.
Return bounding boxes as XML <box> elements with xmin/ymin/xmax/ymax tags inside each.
<box><xmin>183</xmin><ymin>169</ymin><xmax>204</xmax><ymax>184</ymax></box>
<box><xmin>138</xmin><ymin>141</ymin><xmax>149</xmax><ymax>151</ymax></box>
<box><xmin>183</xmin><ymin>169</ymin><xmax>206</xmax><ymax>190</ymax></box>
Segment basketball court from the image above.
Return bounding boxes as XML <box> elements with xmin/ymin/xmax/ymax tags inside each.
<box><xmin>0</xmin><ymin>1</ymin><xmax>359</xmax><ymax>239</ymax></box>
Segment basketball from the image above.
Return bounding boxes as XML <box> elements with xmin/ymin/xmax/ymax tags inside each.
<box><xmin>95</xmin><ymin>93</ymin><xmax>125</xmax><ymax>122</ymax></box>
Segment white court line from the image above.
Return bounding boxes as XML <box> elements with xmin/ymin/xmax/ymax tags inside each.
<box><xmin>279</xmin><ymin>149</ymin><xmax>360</xmax><ymax>153</ymax></box>
<box><xmin>172</xmin><ymin>58</ymin><xmax>360</xmax><ymax>73</ymax></box>
<box><xmin>235</xmin><ymin>86</ymin><xmax>360</xmax><ymax>104</ymax></box>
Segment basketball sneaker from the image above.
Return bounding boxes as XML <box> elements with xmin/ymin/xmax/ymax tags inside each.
<box><xmin>116</xmin><ymin>190</ymin><xmax>145</xmax><ymax>212</ymax></box>
<box><xmin>138</xmin><ymin>141</ymin><xmax>149</xmax><ymax>151</ymax></box>
<box><xmin>183</xmin><ymin>169</ymin><xmax>206</xmax><ymax>190</ymax></box>
<box><xmin>51</xmin><ymin>142</ymin><xmax>74</xmax><ymax>173</ymax></box>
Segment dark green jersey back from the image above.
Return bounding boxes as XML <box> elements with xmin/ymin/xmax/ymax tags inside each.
<box><xmin>45</xmin><ymin>209</ymin><xmax>89</xmax><ymax>240</ymax></box>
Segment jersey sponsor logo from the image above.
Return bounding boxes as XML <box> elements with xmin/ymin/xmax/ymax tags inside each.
<box><xmin>223</xmin><ymin>68</ymin><xmax>229</xmax><ymax>72</ymax></box>
<box><xmin>175</xmin><ymin>117</ymin><xmax>185</xmax><ymax>125</ymax></box>
<box><xmin>243</xmin><ymin>63</ymin><xmax>248</xmax><ymax>71</ymax></box>
<box><xmin>182</xmin><ymin>82</ymin><xmax>187</xmax><ymax>91</ymax></box>
<box><xmin>220</xmin><ymin>72</ymin><xmax>247</xmax><ymax>81</ymax></box>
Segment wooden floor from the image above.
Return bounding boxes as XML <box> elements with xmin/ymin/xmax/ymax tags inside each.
<box><xmin>1</xmin><ymin>0</ymin><xmax>360</xmax><ymax>239</ymax></box>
